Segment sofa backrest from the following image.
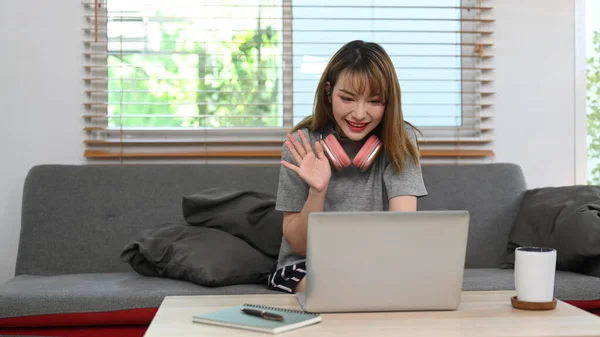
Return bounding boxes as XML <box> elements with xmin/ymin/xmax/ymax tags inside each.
<box><xmin>418</xmin><ymin>163</ymin><xmax>526</xmax><ymax>268</ymax></box>
<box><xmin>16</xmin><ymin>164</ymin><xmax>282</xmax><ymax>276</ymax></box>
<box><xmin>16</xmin><ymin>163</ymin><xmax>526</xmax><ymax>276</ymax></box>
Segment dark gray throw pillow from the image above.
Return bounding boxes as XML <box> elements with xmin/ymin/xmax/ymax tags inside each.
<box><xmin>121</xmin><ymin>222</ymin><xmax>276</xmax><ymax>287</ymax></box>
<box><xmin>503</xmin><ymin>185</ymin><xmax>600</xmax><ymax>275</ymax></box>
<box><xmin>580</xmin><ymin>255</ymin><xmax>600</xmax><ymax>278</ymax></box>
<box><xmin>182</xmin><ymin>188</ymin><xmax>283</xmax><ymax>259</ymax></box>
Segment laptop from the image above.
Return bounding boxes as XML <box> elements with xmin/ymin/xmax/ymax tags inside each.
<box><xmin>297</xmin><ymin>210</ymin><xmax>469</xmax><ymax>313</ymax></box>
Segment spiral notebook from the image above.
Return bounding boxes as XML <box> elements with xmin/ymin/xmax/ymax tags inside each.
<box><xmin>192</xmin><ymin>303</ymin><xmax>321</xmax><ymax>334</ymax></box>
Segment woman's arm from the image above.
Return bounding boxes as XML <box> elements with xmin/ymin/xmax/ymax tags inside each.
<box><xmin>282</xmin><ymin>187</ymin><xmax>327</xmax><ymax>256</ymax></box>
<box><xmin>389</xmin><ymin>195</ymin><xmax>417</xmax><ymax>211</ymax></box>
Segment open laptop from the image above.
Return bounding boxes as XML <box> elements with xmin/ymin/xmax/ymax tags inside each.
<box><xmin>296</xmin><ymin>210</ymin><xmax>469</xmax><ymax>313</ymax></box>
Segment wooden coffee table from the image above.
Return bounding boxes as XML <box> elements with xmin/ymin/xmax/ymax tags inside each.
<box><xmin>143</xmin><ymin>291</ymin><xmax>600</xmax><ymax>336</ymax></box>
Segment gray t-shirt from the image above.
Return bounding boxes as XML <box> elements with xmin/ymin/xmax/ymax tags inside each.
<box><xmin>275</xmin><ymin>124</ymin><xmax>428</xmax><ymax>269</ymax></box>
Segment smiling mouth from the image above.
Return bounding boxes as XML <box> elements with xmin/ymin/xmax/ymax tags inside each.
<box><xmin>346</xmin><ymin>120</ymin><xmax>369</xmax><ymax>129</ymax></box>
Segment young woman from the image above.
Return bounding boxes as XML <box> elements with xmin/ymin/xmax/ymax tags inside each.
<box><xmin>268</xmin><ymin>40</ymin><xmax>428</xmax><ymax>294</ymax></box>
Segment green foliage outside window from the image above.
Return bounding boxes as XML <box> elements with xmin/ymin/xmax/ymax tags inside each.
<box><xmin>107</xmin><ymin>13</ymin><xmax>282</xmax><ymax>129</ymax></box>
<box><xmin>587</xmin><ymin>31</ymin><xmax>600</xmax><ymax>184</ymax></box>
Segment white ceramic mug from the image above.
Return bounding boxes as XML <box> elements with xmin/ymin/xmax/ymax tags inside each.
<box><xmin>514</xmin><ymin>247</ymin><xmax>557</xmax><ymax>303</ymax></box>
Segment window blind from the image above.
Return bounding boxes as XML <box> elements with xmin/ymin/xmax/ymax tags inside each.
<box><xmin>82</xmin><ymin>0</ymin><xmax>495</xmax><ymax>164</ymax></box>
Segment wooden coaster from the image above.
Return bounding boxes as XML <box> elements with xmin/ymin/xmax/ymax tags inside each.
<box><xmin>511</xmin><ymin>296</ymin><xmax>557</xmax><ymax>310</ymax></box>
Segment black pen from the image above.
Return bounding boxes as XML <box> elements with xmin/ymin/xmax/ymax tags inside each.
<box><xmin>241</xmin><ymin>307</ymin><xmax>285</xmax><ymax>321</ymax></box>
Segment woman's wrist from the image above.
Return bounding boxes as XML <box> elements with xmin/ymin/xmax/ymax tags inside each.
<box><xmin>309</xmin><ymin>185</ymin><xmax>328</xmax><ymax>195</ymax></box>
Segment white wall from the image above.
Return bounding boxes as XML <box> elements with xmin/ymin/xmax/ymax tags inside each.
<box><xmin>0</xmin><ymin>1</ymin><xmax>85</xmax><ymax>285</ymax></box>
<box><xmin>494</xmin><ymin>0</ymin><xmax>578</xmax><ymax>188</ymax></box>
<box><xmin>0</xmin><ymin>0</ymin><xmax>583</xmax><ymax>285</ymax></box>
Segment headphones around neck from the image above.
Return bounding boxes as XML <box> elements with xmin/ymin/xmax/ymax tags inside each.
<box><xmin>319</xmin><ymin>131</ymin><xmax>382</xmax><ymax>172</ymax></box>
<box><xmin>319</xmin><ymin>92</ymin><xmax>383</xmax><ymax>172</ymax></box>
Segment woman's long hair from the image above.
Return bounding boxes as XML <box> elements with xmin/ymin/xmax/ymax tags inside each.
<box><xmin>291</xmin><ymin>40</ymin><xmax>421</xmax><ymax>172</ymax></box>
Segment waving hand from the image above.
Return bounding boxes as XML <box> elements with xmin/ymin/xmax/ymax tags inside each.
<box><xmin>281</xmin><ymin>130</ymin><xmax>331</xmax><ymax>193</ymax></box>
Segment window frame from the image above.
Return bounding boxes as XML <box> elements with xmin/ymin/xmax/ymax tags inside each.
<box><xmin>83</xmin><ymin>0</ymin><xmax>495</xmax><ymax>160</ymax></box>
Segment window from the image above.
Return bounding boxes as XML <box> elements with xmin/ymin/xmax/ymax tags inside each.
<box><xmin>83</xmin><ymin>0</ymin><xmax>494</xmax><ymax>163</ymax></box>
<box><xmin>587</xmin><ymin>0</ymin><xmax>600</xmax><ymax>184</ymax></box>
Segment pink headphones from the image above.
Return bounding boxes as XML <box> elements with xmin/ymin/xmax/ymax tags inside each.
<box><xmin>319</xmin><ymin>133</ymin><xmax>382</xmax><ymax>172</ymax></box>
<box><xmin>319</xmin><ymin>92</ymin><xmax>383</xmax><ymax>172</ymax></box>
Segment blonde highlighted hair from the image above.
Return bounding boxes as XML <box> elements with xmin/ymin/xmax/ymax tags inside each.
<box><xmin>291</xmin><ymin>40</ymin><xmax>421</xmax><ymax>173</ymax></box>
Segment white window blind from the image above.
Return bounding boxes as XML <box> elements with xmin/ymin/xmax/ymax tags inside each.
<box><xmin>83</xmin><ymin>0</ymin><xmax>494</xmax><ymax>164</ymax></box>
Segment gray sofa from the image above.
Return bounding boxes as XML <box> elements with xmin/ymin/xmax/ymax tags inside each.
<box><xmin>1</xmin><ymin>163</ymin><xmax>599</xmax><ymax>333</ymax></box>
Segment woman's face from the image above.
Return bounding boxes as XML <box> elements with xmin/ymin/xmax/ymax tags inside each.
<box><xmin>328</xmin><ymin>72</ymin><xmax>385</xmax><ymax>141</ymax></box>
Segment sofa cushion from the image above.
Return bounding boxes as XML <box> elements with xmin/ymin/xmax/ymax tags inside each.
<box><xmin>120</xmin><ymin>222</ymin><xmax>277</xmax><ymax>287</ymax></box>
<box><xmin>1</xmin><ymin>269</ymin><xmax>598</xmax><ymax>321</ymax></box>
<box><xmin>463</xmin><ymin>268</ymin><xmax>600</xmax><ymax>301</ymax></box>
<box><xmin>0</xmin><ymin>272</ymin><xmax>279</xmax><ymax>321</ymax></box>
<box><xmin>503</xmin><ymin>185</ymin><xmax>600</xmax><ymax>276</ymax></box>
<box><xmin>182</xmin><ymin>188</ymin><xmax>283</xmax><ymax>259</ymax></box>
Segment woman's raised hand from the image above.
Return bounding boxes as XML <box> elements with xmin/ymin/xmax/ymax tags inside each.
<box><xmin>281</xmin><ymin>130</ymin><xmax>331</xmax><ymax>193</ymax></box>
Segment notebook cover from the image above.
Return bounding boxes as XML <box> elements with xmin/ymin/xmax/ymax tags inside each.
<box><xmin>192</xmin><ymin>303</ymin><xmax>321</xmax><ymax>334</ymax></box>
